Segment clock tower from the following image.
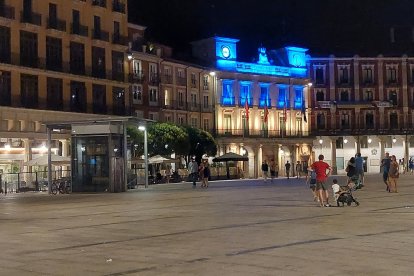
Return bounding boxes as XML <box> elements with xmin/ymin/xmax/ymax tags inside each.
<box><xmin>191</xmin><ymin>36</ymin><xmax>239</xmax><ymax>67</ymax></box>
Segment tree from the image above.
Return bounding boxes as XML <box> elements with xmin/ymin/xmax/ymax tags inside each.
<box><xmin>183</xmin><ymin>126</ymin><xmax>217</xmax><ymax>164</ymax></box>
<box><xmin>148</xmin><ymin>122</ymin><xmax>189</xmax><ymax>157</ymax></box>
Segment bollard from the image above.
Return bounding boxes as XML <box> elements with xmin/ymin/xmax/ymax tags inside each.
<box><xmin>5</xmin><ymin>181</ymin><xmax>7</xmax><ymax>194</ymax></box>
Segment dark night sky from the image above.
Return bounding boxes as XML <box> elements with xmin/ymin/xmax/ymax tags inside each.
<box><xmin>128</xmin><ymin>0</ymin><xmax>414</xmax><ymax>59</ymax></box>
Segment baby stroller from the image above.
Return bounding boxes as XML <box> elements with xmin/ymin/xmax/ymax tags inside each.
<box><xmin>336</xmin><ymin>184</ymin><xmax>360</xmax><ymax>207</ymax></box>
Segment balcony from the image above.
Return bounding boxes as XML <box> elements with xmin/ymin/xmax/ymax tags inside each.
<box><xmin>47</xmin><ymin>17</ymin><xmax>66</xmax><ymax>32</ymax></box>
<box><xmin>112</xmin><ymin>0</ymin><xmax>126</xmax><ymax>13</ymax></box>
<box><xmin>161</xmin><ymin>74</ymin><xmax>173</xmax><ymax>84</ymax></box>
<box><xmin>20</xmin><ymin>11</ymin><xmax>42</xmax><ymax>26</ymax></box>
<box><xmin>216</xmin><ymin>128</ymin><xmax>310</xmax><ymax>138</ymax></box>
<box><xmin>112</xmin><ymin>33</ymin><xmax>128</xmax><ymax>45</ymax></box>
<box><xmin>176</xmin><ymin>76</ymin><xmax>187</xmax><ymax>86</ymax></box>
<box><xmin>92</xmin><ymin>0</ymin><xmax>107</xmax><ymax>8</ymax></box>
<box><xmin>71</xmin><ymin>23</ymin><xmax>88</xmax><ymax>37</ymax></box>
<box><xmin>0</xmin><ymin>5</ymin><xmax>15</xmax><ymax>19</ymax></box>
<box><xmin>129</xmin><ymin>71</ymin><xmax>145</xmax><ymax>83</ymax></box>
<box><xmin>92</xmin><ymin>29</ymin><xmax>109</xmax><ymax>42</ymax></box>
<box><xmin>149</xmin><ymin>73</ymin><xmax>160</xmax><ymax>85</ymax></box>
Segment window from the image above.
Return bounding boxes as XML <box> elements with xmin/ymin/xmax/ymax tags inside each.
<box><xmin>317</xmin><ymin>113</ymin><xmax>326</xmax><ymax>129</ymax></box>
<box><xmin>0</xmin><ymin>71</ymin><xmax>11</xmax><ymax>106</ymax></box>
<box><xmin>191</xmin><ymin>117</ymin><xmax>197</xmax><ymax>128</ymax></box>
<box><xmin>390</xmin><ymin>113</ymin><xmax>398</xmax><ymax>129</ymax></box>
<box><xmin>46</xmin><ymin>36</ymin><xmax>62</xmax><ymax>71</ymax></box>
<box><xmin>178</xmin><ymin>116</ymin><xmax>184</xmax><ymax>125</ymax></box>
<box><xmin>203</xmin><ymin>118</ymin><xmax>209</xmax><ymax>131</ymax></box>
<box><xmin>338</xmin><ymin>66</ymin><xmax>349</xmax><ymax>84</ymax></box>
<box><xmin>260</xmin><ymin>85</ymin><xmax>271</xmax><ymax>107</ymax></box>
<box><xmin>315</xmin><ymin>67</ymin><xmax>324</xmax><ymax>84</ymax></box>
<box><xmin>47</xmin><ymin>77</ymin><xmax>63</xmax><ymax>110</ymax></box>
<box><xmin>149</xmin><ymin>63</ymin><xmax>158</xmax><ymax>84</ymax></box>
<box><xmin>222</xmin><ymin>81</ymin><xmax>235</xmax><ymax>105</ymax></box>
<box><xmin>293</xmin><ymin>87</ymin><xmax>302</xmax><ymax>109</ymax></box>
<box><xmin>178</xmin><ymin>90</ymin><xmax>184</xmax><ymax>106</ymax></box>
<box><xmin>191</xmin><ymin>73</ymin><xmax>196</xmax><ymax>87</ymax></box>
<box><xmin>149</xmin><ymin>87</ymin><xmax>158</xmax><ymax>102</ymax></box>
<box><xmin>112</xmin><ymin>51</ymin><xmax>124</xmax><ymax>81</ymax></box>
<box><xmin>0</xmin><ymin>26</ymin><xmax>10</xmax><ymax>63</ymax></box>
<box><xmin>336</xmin><ymin>137</ymin><xmax>344</xmax><ymax>149</ymax></box>
<box><xmin>203</xmin><ymin>75</ymin><xmax>209</xmax><ymax>90</ymax></box>
<box><xmin>92</xmin><ymin>46</ymin><xmax>106</xmax><ymax>78</ymax></box>
<box><xmin>387</xmin><ymin>66</ymin><xmax>397</xmax><ymax>83</ymax></box>
<box><xmin>224</xmin><ymin>114</ymin><xmax>232</xmax><ymax>134</ymax></box>
<box><xmin>113</xmin><ymin>21</ymin><xmax>120</xmax><ymax>41</ymax></box>
<box><xmin>340</xmin><ymin>90</ymin><xmax>349</xmax><ymax>101</ymax></box>
<box><xmin>20</xmin><ymin>31</ymin><xmax>38</xmax><ymax>67</ymax></box>
<box><xmin>191</xmin><ymin>93</ymin><xmax>197</xmax><ymax>107</ymax></box>
<box><xmin>112</xmin><ymin>87</ymin><xmax>125</xmax><ymax>115</ymax></box>
<box><xmin>362</xmin><ymin>66</ymin><xmax>373</xmax><ymax>84</ymax></box>
<box><xmin>340</xmin><ymin>113</ymin><xmax>350</xmax><ymax>129</ymax></box>
<box><xmin>389</xmin><ymin>90</ymin><xmax>398</xmax><ymax>105</ymax></box>
<box><xmin>164</xmin><ymin>88</ymin><xmax>171</xmax><ymax>106</ymax></box>
<box><xmin>366</xmin><ymin>113</ymin><xmax>374</xmax><ymax>129</ymax></box>
<box><xmin>93</xmin><ymin>16</ymin><xmax>101</xmax><ymax>39</ymax></box>
<box><xmin>360</xmin><ymin>136</ymin><xmax>368</xmax><ymax>149</ymax></box>
<box><xmin>21</xmin><ymin>74</ymin><xmax>38</xmax><ymax>108</ymax></box>
<box><xmin>93</xmin><ymin>84</ymin><xmax>106</xmax><ymax>114</ymax></box>
<box><xmin>70</xmin><ymin>81</ymin><xmax>86</xmax><ymax>112</ymax></box>
<box><xmin>364</xmin><ymin>89</ymin><xmax>373</xmax><ymax>101</ymax></box>
<box><xmin>240</xmin><ymin>83</ymin><xmax>250</xmax><ymax>105</ymax></box>
<box><xmin>70</xmin><ymin>42</ymin><xmax>85</xmax><ymax>74</ymax></box>
<box><xmin>132</xmin><ymin>85</ymin><xmax>142</xmax><ymax>104</ymax></box>
<box><xmin>316</xmin><ymin>90</ymin><xmax>325</xmax><ymax>101</ymax></box>
<box><xmin>277</xmin><ymin>87</ymin><xmax>289</xmax><ymax>108</ymax></box>
<box><xmin>203</xmin><ymin>95</ymin><xmax>209</xmax><ymax>109</ymax></box>
<box><xmin>165</xmin><ymin>115</ymin><xmax>171</xmax><ymax>122</ymax></box>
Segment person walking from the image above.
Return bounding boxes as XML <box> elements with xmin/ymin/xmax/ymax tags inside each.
<box><xmin>269</xmin><ymin>159</ymin><xmax>276</xmax><ymax>183</ymax></box>
<box><xmin>380</xmin><ymin>152</ymin><xmax>391</xmax><ymax>191</ymax></box>
<box><xmin>388</xmin><ymin>155</ymin><xmax>399</xmax><ymax>193</ymax></box>
<box><xmin>261</xmin><ymin>161</ymin><xmax>269</xmax><ymax>182</ymax></box>
<box><xmin>310</xmin><ymin>154</ymin><xmax>332</xmax><ymax>207</ymax></box>
<box><xmin>409</xmin><ymin>158</ymin><xmax>414</xmax><ymax>174</ymax></box>
<box><xmin>295</xmin><ymin>161</ymin><xmax>302</xmax><ymax>179</ymax></box>
<box><xmin>355</xmin><ymin>153</ymin><xmax>364</xmax><ymax>186</ymax></box>
<box><xmin>188</xmin><ymin>158</ymin><xmax>199</xmax><ymax>188</ymax></box>
<box><xmin>201</xmin><ymin>161</ymin><xmax>210</xmax><ymax>188</ymax></box>
<box><xmin>285</xmin><ymin>161</ymin><xmax>291</xmax><ymax>179</ymax></box>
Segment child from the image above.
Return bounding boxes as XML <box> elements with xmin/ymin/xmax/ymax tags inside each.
<box><xmin>332</xmin><ymin>178</ymin><xmax>349</xmax><ymax>201</ymax></box>
<box><xmin>308</xmin><ymin>169</ymin><xmax>318</xmax><ymax>202</ymax></box>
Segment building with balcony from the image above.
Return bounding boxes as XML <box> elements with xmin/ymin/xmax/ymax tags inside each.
<box><xmin>127</xmin><ymin>24</ymin><xmax>215</xmax><ymax>134</ymax></box>
<box><xmin>0</xmin><ymin>0</ymin><xmax>129</xmax><ymax>182</ymax></box>
<box><xmin>309</xmin><ymin>55</ymin><xmax>414</xmax><ymax>174</ymax></box>
<box><xmin>191</xmin><ymin>37</ymin><xmax>312</xmax><ymax>178</ymax></box>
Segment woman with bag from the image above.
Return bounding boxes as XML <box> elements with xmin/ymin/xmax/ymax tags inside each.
<box><xmin>388</xmin><ymin>155</ymin><xmax>399</xmax><ymax>193</ymax></box>
<box><xmin>346</xmin><ymin>157</ymin><xmax>356</xmax><ymax>178</ymax></box>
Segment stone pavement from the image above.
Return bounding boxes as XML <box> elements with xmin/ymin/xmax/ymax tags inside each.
<box><xmin>0</xmin><ymin>174</ymin><xmax>414</xmax><ymax>276</ymax></box>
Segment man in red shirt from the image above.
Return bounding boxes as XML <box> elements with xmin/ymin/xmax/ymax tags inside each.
<box><xmin>311</xmin><ymin>154</ymin><xmax>332</xmax><ymax>207</ymax></box>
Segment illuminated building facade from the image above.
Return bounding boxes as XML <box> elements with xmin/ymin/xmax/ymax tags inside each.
<box><xmin>191</xmin><ymin>37</ymin><xmax>312</xmax><ymax>178</ymax></box>
<box><xmin>0</xmin><ymin>0</ymin><xmax>129</xmax><ymax>180</ymax></box>
<box><xmin>127</xmin><ymin>24</ymin><xmax>215</xmax><ymax>133</ymax></box>
<box><xmin>309</xmin><ymin>55</ymin><xmax>414</xmax><ymax>174</ymax></box>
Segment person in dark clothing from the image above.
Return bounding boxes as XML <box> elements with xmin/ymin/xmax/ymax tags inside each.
<box><xmin>261</xmin><ymin>161</ymin><xmax>269</xmax><ymax>182</ymax></box>
<box><xmin>381</xmin><ymin>152</ymin><xmax>391</xmax><ymax>191</ymax></box>
<box><xmin>285</xmin><ymin>161</ymin><xmax>291</xmax><ymax>179</ymax></box>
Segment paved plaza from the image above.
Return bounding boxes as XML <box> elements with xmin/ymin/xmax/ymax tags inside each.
<box><xmin>1</xmin><ymin>174</ymin><xmax>414</xmax><ymax>275</ymax></box>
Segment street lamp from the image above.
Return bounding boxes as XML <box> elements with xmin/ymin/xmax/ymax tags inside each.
<box><xmin>392</xmin><ymin>137</ymin><xmax>397</xmax><ymax>143</ymax></box>
<box><xmin>138</xmin><ymin>125</ymin><xmax>148</xmax><ymax>188</ymax></box>
<box><xmin>343</xmin><ymin>137</ymin><xmax>348</xmax><ymax>144</ymax></box>
<box><xmin>368</xmin><ymin>137</ymin><xmax>372</xmax><ymax>144</ymax></box>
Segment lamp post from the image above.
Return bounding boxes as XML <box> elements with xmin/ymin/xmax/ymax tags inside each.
<box><xmin>138</xmin><ymin>124</ymin><xmax>148</xmax><ymax>188</ymax></box>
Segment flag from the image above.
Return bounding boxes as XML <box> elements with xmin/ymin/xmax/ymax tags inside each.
<box><xmin>244</xmin><ymin>98</ymin><xmax>249</xmax><ymax>121</ymax></box>
<box><xmin>264</xmin><ymin>105</ymin><xmax>269</xmax><ymax>123</ymax></box>
<box><xmin>301</xmin><ymin>100</ymin><xmax>307</xmax><ymax>123</ymax></box>
<box><xmin>283</xmin><ymin>97</ymin><xmax>287</xmax><ymax>122</ymax></box>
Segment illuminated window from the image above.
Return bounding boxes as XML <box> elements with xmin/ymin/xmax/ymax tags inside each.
<box><xmin>222</xmin><ymin>80</ymin><xmax>234</xmax><ymax>105</ymax></box>
<box><xmin>294</xmin><ymin>87</ymin><xmax>302</xmax><ymax>109</ymax></box>
<box><xmin>259</xmin><ymin>85</ymin><xmax>271</xmax><ymax>107</ymax></box>
<box><xmin>278</xmin><ymin>87</ymin><xmax>289</xmax><ymax>108</ymax></box>
<box><xmin>240</xmin><ymin>83</ymin><xmax>251</xmax><ymax>105</ymax></box>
